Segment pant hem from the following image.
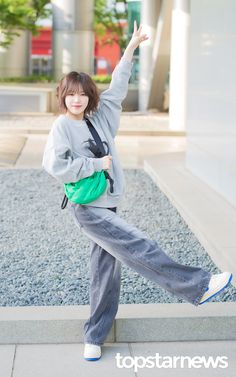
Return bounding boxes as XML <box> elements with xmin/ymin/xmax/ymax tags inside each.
<box><xmin>84</xmin><ymin>340</ymin><xmax>103</xmax><ymax>346</ymax></box>
<box><xmin>192</xmin><ymin>273</ymin><xmax>211</xmax><ymax>306</ymax></box>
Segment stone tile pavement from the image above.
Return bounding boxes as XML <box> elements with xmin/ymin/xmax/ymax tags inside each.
<box><xmin>1</xmin><ymin>341</ymin><xmax>235</xmax><ymax>377</ymax></box>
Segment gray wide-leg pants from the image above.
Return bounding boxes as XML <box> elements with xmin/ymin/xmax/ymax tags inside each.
<box><xmin>69</xmin><ymin>203</ymin><xmax>211</xmax><ymax>346</ymax></box>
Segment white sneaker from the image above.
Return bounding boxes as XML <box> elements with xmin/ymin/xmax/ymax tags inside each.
<box><xmin>199</xmin><ymin>272</ymin><xmax>233</xmax><ymax>305</ymax></box>
<box><xmin>84</xmin><ymin>343</ymin><xmax>101</xmax><ymax>361</ymax></box>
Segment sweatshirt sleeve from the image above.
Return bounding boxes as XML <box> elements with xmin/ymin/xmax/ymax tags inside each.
<box><xmin>98</xmin><ymin>57</ymin><xmax>133</xmax><ymax>138</ymax></box>
<box><xmin>42</xmin><ymin>122</ymin><xmax>103</xmax><ymax>184</ymax></box>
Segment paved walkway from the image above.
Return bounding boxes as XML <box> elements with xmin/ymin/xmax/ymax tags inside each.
<box><xmin>2</xmin><ymin>341</ymin><xmax>236</xmax><ymax>376</ymax></box>
<box><xmin>0</xmin><ymin>112</ymin><xmax>179</xmax><ymax>136</ymax></box>
<box><xmin>0</xmin><ymin>113</ymin><xmax>186</xmax><ymax>169</ymax></box>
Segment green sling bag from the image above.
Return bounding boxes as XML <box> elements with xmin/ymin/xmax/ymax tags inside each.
<box><xmin>64</xmin><ymin>170</ymin><xmax>107</xmax><ymax>205</ymax></box>
<box><xmin>61</xmin><ymin>117</ymin><xmax>114</xmax><ymax>209</ymax></box>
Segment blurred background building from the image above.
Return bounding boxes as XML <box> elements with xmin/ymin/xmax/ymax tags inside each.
<box><xmin>30</xmin><ymin>0</ymin><xmax>141</xmax><ymax>81</ymax></box>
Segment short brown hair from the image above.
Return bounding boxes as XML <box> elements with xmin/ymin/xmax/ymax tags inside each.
<box><xmin>56</xmin><ymin>71</ymin><xmax>100</xmax><ymax>117</ymax></box>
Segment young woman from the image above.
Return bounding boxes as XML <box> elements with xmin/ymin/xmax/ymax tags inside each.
<box><xmin>42</xmin><ymin>21</ymin><xmax>233</xmax><ymax>361</ymax></box>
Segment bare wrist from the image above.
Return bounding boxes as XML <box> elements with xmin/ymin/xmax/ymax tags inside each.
<box><xmin>123</xmin><ymin>44</ymin><xmax>135</xmax><ymax>61</ymax></box>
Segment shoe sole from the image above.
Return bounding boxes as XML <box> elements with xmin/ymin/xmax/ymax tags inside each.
<box><xmin>84</xmin><ymin>357</ymin><xmax>101</xmax><ymax>361</ymax></box>
<box><xmin>199</xmin><ymin>273</ymin><xmax>233</xmax><ymax>305</ymax></box>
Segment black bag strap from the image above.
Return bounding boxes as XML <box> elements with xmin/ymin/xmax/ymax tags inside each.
<box><xmin>84</xmin><ymin>117</ymin><xmax>106</xmax><ymax>156</ymax></box>
<box><xmin>61</xmin><ymin>194</ymin><xmax>68</xmax><ymax>209</ymax></box>
<box><xmin>85</xmin><ymin>117</ymin><xmax>114</xmax><ymax>193</ymax></box>
<box><xmin>61</xmin><ymin>117</ymin><xmax>114</xmax><ymax>209</ymax></box>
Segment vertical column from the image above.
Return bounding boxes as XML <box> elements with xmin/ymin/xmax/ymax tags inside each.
<box><xmin>147</xmin><ymin>0</ymin><xmax>172</xmax><ymax>112</ymax></box>
<box><xmin>0</xmin><ymin>30</ymin><xmax>30</xmax><ymax>77</ymax></box>
<box><xmin>186</xmin><ymin>0</ymin><xmax>236</xmax><ymax>207</ymax></box>
<box><xmin>169</xmin><ymin>0</ymin><xmax>190</xmax><ymax>130</ymax></box>
<box><xmin>52</xmin><ymin>0</ymin><xmax>94</xmax><ymax>80</ymax></box>
<box><xmin>139</xmin><ymin>0</ymin><xmax>161</xmax><ymax>111</ymax></box>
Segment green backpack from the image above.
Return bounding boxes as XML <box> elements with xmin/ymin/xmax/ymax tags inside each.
<box><xmin>61</xmin><ymin>117</ymin><xmax>114</xmax><ymax>209</ymax></box>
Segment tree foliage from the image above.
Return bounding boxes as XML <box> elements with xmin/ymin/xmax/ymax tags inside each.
<box><xmin>0</xmin><ymin>0</ymin><xmax>51</xmax><ymax>48</ymax></box>
<box><xmin>94</xmin><ymin>0</ymin><xmax>128</xmax><ymax>52</ymax></box>
<box><xmin>0</xmin><ymin>0</ymin><xmax>129</xmax><ymax>51</ymax></box>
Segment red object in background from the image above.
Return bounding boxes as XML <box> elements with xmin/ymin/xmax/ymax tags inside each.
<box><xmin>31</xmin><ymin>27</ymin><xmax>52</xmax><ymax>56</ymax></box>
<box><xmin>31</xmin><ymin>22</ymin><xmax>127</xmax><ymax>74</ymax></box>
<box><xmin>95</xmin><ymin>37</ymin><xmax>120</xmax><ymax>74</ymax></box>
<box><xmin>95</xmin><ymin>21</ymin><xmax>127</xmax><ymax>74</ymax></box>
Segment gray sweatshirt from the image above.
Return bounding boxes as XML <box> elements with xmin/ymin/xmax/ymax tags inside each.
<box><xmin>42</xmin><ymin>57</ymin><xmax>133</xmax><ymax>208</ymax></box>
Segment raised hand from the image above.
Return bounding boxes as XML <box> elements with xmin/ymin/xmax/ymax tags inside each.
<box><xmin>128</xmin><ymin>20</ymin><xmax>149</xmax><ymax>50</ymax></box>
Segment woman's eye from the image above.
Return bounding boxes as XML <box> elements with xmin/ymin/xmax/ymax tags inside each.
<box><xmin>66</xmin><ymin>92</ymin><xmax>86</xmax><ymax>97</ymax></box>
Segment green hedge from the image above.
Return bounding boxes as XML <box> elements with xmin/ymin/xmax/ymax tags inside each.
<box><xmin>91</xmin><ymin>75</ymin><xmax>111</xmax><ymax>83</ymax></box>
<box><xmin>0</xmin><ymin>74</ymin><xmax>112</xmax><ymax>84</ymax></box>
<box><xmin>0</xmin><ymin>75</ymin><xmax>55</xmax><ymax>83</ymax></box>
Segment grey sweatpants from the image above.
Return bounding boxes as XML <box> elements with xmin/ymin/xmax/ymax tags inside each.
<box><xmin>69</xmin><ymin>203</ymin><xmax>211</xmax><ymax>346</ymax></box>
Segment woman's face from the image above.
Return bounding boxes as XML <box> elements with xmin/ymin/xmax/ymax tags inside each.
<box><xmin>65</xmin><ymin>84</ymin><xmax>89</xmax><ymax>120</ymax></box>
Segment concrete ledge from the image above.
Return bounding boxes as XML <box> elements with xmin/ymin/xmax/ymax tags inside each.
<box><xmin>0</xmin><ymin>303</ymin><xmax>235</xmax><ymax>344</ymax></box>
<box><xmin>0</xmin><ymin>128</ymin><xmax>50</xmax><ymax>135</ymax></box>
<box><xmin>0</xmin><ymin>136</ymin><xmax>27</xmax><ymax>166</ymax></box>
<box><xmin>0</xmin><ymin>112</ymin><xmax>183</xmax><ymax>137</ymax></box>
<box><xmin>116</xmin><ymin>302</ymin><xmax>236</xmax><ymax>342</ymax></box>
<box><xmin>0</xmin><ymin>127</ymin><xmax>185</xmax><ymax>137</ymax></box>
<box><xmin>0</xmin><ymin>112</ymin><xmax>55</xmax><ymax>116</ymax></box>
<box><xmin>0</xmin><ymin>84</ymin><xmax>139</xmax><ymax>112</ymax></box>
<box><xmin>0</xmin><ymin>87</ymin><xmax>52</xmax><ymax>113</ymax></box>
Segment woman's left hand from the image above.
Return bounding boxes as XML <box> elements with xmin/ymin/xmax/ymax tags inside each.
<box><xmin>128</xmin><ymin>20</ymin><xmax>149</xmax><ymax>50</ymax></box>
